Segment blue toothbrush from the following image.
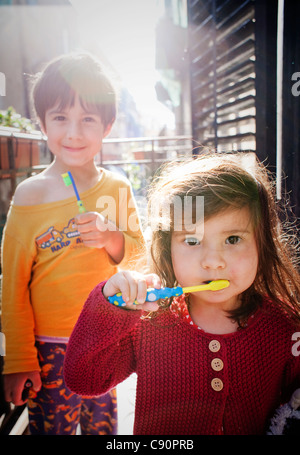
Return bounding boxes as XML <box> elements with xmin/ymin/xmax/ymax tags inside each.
<box><xmin>62</xmin><ymin>171</ymin><xmax>86</xmax><ymax>213</ymax></box>
<box><xmin>108</xmin><ymin>280</ymin><xmax>230</xmax><ymax>307</ymax></box>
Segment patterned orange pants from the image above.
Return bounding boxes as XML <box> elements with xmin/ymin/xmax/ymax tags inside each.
<box><xmin>28</xmin><ymin>341</ymin><xmax>118</xmax><ymax>435</ymax></box>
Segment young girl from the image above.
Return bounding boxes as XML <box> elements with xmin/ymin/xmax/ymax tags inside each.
<box><xmin>64</xmin><ymin>153</ymin><xmax>300</xmax><ymax>435</ymax></box>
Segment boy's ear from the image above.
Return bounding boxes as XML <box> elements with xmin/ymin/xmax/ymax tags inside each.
<box><xmin>103</xmin><ymin>121</ymin><xmax>114</xmax><ymax>138</ymax></box>
<box><xmin>37</xmin><ymin>118</ymin><xmax>47</xmax><ymax>135</ymax></box>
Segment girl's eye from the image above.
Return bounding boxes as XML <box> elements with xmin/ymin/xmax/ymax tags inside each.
<box><xmin>54</xmin><ymin>115</ymin><xmax>66</xmax><ymax>121</ymax></box>
<box><xmin>184</xmin><ymin>237</ymin><xmax>200</xmax><ymax>246</ymax></box>
<box><xmin>226</xmin><ymin>235</ymin><xmax>241</xmax><ymax>245</ymax></box>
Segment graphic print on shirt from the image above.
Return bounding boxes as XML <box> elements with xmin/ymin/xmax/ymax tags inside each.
<box><xmin>35</xmin><ymin>218</ymin><xmax>82</xmax><ymax>252</ymax></box>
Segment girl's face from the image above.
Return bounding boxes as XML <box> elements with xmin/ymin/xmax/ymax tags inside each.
<box><xmin>42</xmin><ymin>95</ymin><xmax>111</xmax><ymax>169</ymax></box>
<box><xmin>171</xmin><ymin>206</ymin><xmax>259</xmax><ymax>310</ymax></box>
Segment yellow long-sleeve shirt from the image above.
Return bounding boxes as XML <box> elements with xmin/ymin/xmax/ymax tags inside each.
<box><xmin>1</xmin><ymin>169</ymin><xmax>145</xmax><ymax>374</ymax></box>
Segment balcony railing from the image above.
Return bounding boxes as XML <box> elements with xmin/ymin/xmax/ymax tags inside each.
<box><xmin>0</xmin><ymin>127</ymin><xmax>193</xmax><ymax>180</ymax></box>
<box><xmin>99</xmin><ymin>134</ymin><xmax>193</xmax><ymax>170</ymax></box>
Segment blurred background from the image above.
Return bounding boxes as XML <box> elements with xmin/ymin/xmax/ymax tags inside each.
<box><xmin>0</xmin><ymin>0</ymin><xmax>191</xmax><ymax>138</ymax></box>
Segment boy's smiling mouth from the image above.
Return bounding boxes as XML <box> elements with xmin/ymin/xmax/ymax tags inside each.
<box><xmin>63</xmin><ymin>145</ymin><xmax>86</xmax><ymax>153</ymax></box>
<box><xmin>63</xmin><ymin>144</ymin><xmax>85</xmax><ymax>150</ymax></box>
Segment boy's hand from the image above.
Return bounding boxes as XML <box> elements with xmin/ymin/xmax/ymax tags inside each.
<box><xmin>75</xmin><ymin>212</ymin><xmax>124</xmax><ymax>263</ymax></box>
<box><xmin>4</xmin><ymin>371</ymin><xmax>41</xmax><ymax>406</ymax></box>
<box><xmin>103</xmin><ymin>271</ymin><xmax>161</xmax><ymax>312</ymax></box>
<box><xmin>75</xmin><ymin>212</ymin><xmax>116</xmax><ymax>248</ymax></box>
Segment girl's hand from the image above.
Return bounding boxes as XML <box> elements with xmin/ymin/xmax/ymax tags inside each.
<box><xmin>103</xmin><ymin>271</ymin><xmax>161</xmax><ymax>312</ymax></box>
<box><xmin>4</xmin><ymin>371</ymin><xmax>41</xmax><ymax>406</ymax></box>
<box><xmin>75</xmin><ymin>212</ymin><xmax>124</xmax><ymax>263</ymax></box>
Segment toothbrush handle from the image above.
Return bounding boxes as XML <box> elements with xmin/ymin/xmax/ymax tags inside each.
<box><xmin>108</xmin><ymin>286</ymin><xmax>183</xmax><ymax>307</ymax></box>
<box><xmin>77</xmin><ymin>200</ymin><xmax>86</xmax><ymax>213</ymax></box>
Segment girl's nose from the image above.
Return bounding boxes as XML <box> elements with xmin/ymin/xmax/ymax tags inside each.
<box><xmin>200</xmin><ymin>247</ymin><xmax>226</xmax><ymax>270</ymax></box>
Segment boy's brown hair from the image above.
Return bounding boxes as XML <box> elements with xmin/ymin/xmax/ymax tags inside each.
<box><xmin>31</xmin><ymin>52</ymin><xmax>117</xmax><ymax>130</ymax></box>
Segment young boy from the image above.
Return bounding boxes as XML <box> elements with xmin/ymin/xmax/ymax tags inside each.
<box><xmin>1</xmin><ymin>52</ymin><xmax>145</xmax><ymax>434</ymax></box>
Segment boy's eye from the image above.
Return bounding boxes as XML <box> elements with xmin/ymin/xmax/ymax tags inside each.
<box><xmin>226</xmin><ymin>235</ymin><xmax>241</xmax><ymax>245</ymax></box>
<box><xmin>83</xmin><ymin>115</ymin><xmax>99</xmax><ymax>123</ymax></box>
<box><xmin>184</xmin><ymin>237</ymin><xmax>200</xmax><ymax>246</ymax></box>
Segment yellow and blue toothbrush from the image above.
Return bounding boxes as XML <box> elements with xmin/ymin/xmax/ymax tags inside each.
<box><xmin>108</xmin><ymin>280</ymin><xmax>230</xmax><ymax>307</ymax></box>
<box><xmin>62</xmin><ymin>171</ymin><xmax>86</xmax><ymax>213</ymax></box>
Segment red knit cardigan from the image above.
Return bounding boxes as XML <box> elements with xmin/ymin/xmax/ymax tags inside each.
<box><xmin>64</xmin><ymin>282</ymin><xmax>300</xmax><ymax>435</ymax></box>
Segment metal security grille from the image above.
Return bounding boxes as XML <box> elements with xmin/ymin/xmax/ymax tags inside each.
<box><xmin>188</xmin><ymin>0</ymin><xmax>256</xmax><ymax>153</ymax></box>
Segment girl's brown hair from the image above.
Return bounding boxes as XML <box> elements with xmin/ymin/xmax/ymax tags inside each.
<box><xmin>31</xmin><ymin>52</ymin><xmax>117</xmax><ymax>129</ymax></box>
<box><xmin>147</xmin><ymin>152</ymin><xmax>300</xmax><ymax>325</ymax></box>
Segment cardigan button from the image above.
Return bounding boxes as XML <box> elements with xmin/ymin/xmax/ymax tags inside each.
<box><xmin>209</xmin><ymin>340</ymin><xmax>221</xmax><ymax>352</ymax></box>
<box><xmin>211</xmin><ymin>358</ymin><xmax>224</xmax><ymax>371</ymax></box>
<box><xmin>211</xmin><ymin>378</ymin><xmax>224</xmax><ymax>391</ymax></box>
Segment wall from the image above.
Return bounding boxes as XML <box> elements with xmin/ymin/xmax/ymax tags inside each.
<box><xmin>0</xmin><ymin>5</ymin><xmax>79</xmax><ymax>119</ymax></box>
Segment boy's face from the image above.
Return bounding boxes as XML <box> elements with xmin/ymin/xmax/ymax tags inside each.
<box><xmin>171</xmin><ymin>206</ymin><xmax>259</xmax><ymax>311</ymax></box>
<box><xmin>42</xmin><ymin>95</ymin><xmax>111</xmax><ymax>168</ymax></box>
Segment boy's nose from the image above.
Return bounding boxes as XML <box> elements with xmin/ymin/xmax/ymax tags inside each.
<box><xmin>66</xmin><ymin>121</ymin><xmax>82</xmax><ymax>139</ymax></box>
